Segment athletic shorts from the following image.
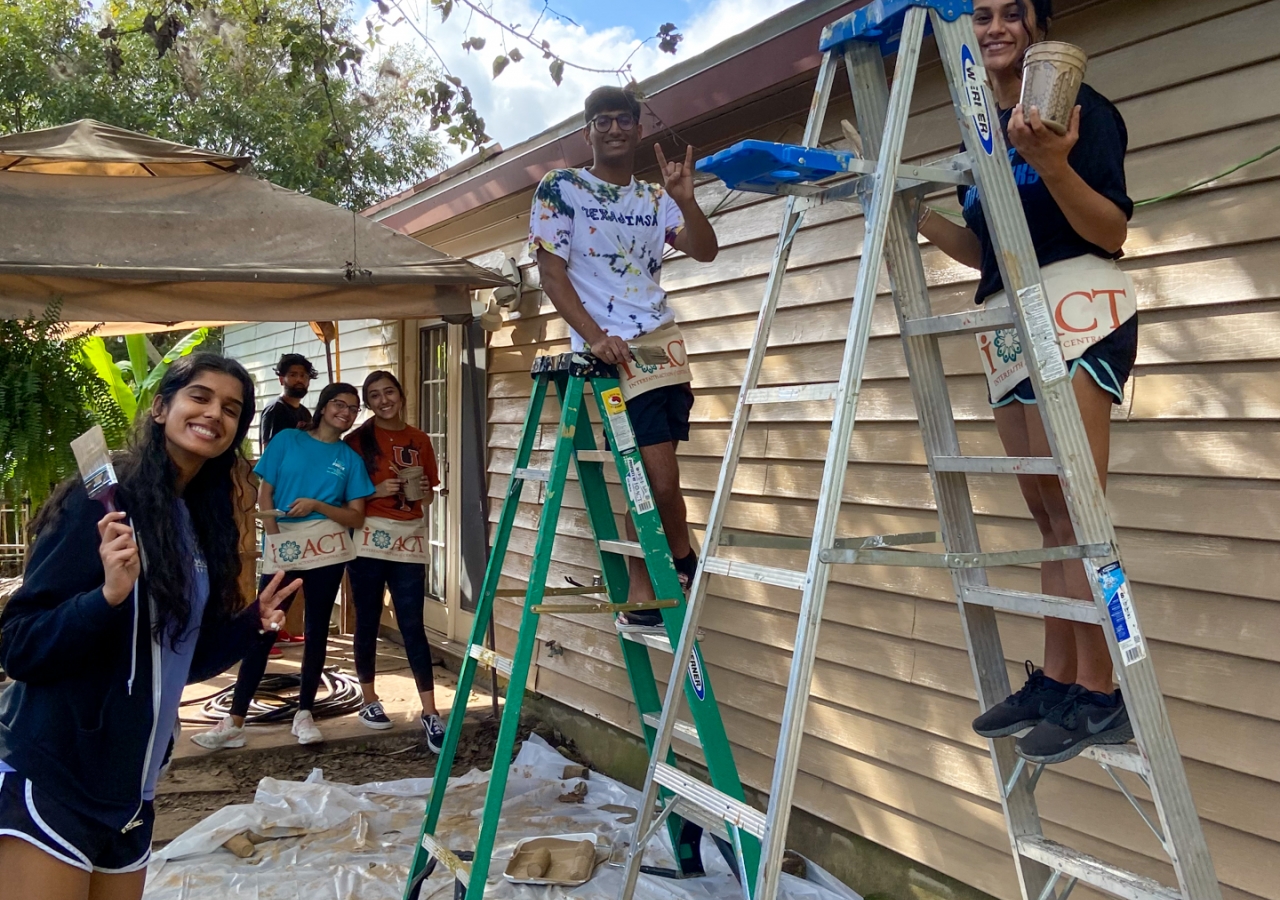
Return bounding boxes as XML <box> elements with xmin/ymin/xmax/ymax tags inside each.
<box><xmin>992</xmin><ymin>314</ymin><xmax>1139</xmax><ymax>407</ymax></box>
<box><xmin>0</xmin><ymin>770</ymin><xmax>152</xmax><ymax>873</ymax></box>
<box><xmin>621</xmin><ymin>384</ymin><xmax>695</xmax><ymax>447</ymax></box>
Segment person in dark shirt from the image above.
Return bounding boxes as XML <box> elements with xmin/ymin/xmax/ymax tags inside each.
<box><xmin>258</xmin><ymin>353</ymin><xmax>317</xmax><ymax>449</ymax></box>
<box><xmin>917</xmin><ymin>0</ymin><xmax>1136</xmax><ymax>764</ymax></box>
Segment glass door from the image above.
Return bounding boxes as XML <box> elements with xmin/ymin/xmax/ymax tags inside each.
<box><xmin>419</xmin><ymin>324</ymin><xmax>449</xmax><ymax>605</ymax></box>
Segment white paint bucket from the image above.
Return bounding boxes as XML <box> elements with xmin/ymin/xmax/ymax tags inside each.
<box><xmin>1020</xmin><ymin>41</ymin><xmax>1088</xmax><ymax>134</ymax></box>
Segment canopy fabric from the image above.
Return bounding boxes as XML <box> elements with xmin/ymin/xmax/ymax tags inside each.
<box><xmin>0</xmin><ymin>119</ymin><xmax>248</xmax><ymax>176</ymax></box>
<box><xmin>0</xmin><ymin>121</ymin><xmax>508</xmax><ymax>324</ymax></box>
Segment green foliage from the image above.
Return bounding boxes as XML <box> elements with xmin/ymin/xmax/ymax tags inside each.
<box><xmin>0</xmin><ymin>304</ymin><xmax>129</xmax><ymax>508</ymax></box>
<box><xmin>0</xmin><ymin>0</ymin><xmax>448</xmax><ymax>209</ymax></box>
<box><xmin>79</xmin><ymin>326</ymin><xmax>211</xmax><ymax>425</ymax></box>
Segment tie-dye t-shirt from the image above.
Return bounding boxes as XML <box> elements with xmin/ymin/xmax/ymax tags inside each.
<box><xmin>529</xmin><ymin>168</ymin><xmax>684</xmax><ymax>351</ymax></box>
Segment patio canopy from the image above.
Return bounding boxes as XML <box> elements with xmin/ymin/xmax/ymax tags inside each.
<box><xmin>0</xmin><ymin>120</ymin><xmax>508</xmax><ymax>326</ymax></box>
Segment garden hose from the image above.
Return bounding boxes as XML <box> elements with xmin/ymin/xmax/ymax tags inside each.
<box><xmin>180</xmin><ymin>667</ymin><xmax>365</xmax><ymax>726</ymax></box>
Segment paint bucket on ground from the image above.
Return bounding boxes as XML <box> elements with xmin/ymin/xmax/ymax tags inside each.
<box><xmin>1020</xmin><ymin>42</ymin><xmax>1088</xmax><ymax>134</ymax></box>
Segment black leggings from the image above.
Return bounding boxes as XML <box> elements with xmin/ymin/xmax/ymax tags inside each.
<box><xmin>346</xmin><ymin>555</ymin><xmax>436</xmax><ymax>694</ymax></box>
<box><xmin>229</xmin><ymin>563</ymin><xmax>346</xmax><ymax>718</ymax></box>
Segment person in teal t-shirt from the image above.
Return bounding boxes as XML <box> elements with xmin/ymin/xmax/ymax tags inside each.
<box><xmin>193</xmin><ymin>382</ymin><xmax>374</xmax><ymax>750</ymax></box>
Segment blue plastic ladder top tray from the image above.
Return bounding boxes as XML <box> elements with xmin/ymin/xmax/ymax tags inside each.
<box><xmin>820</xmin><ymin>0</ymin><xmax>970</xmax><ymax>55</ymax></box>
<box><xmin>696</xmin><ymin>140</ymin><xmax>855</xmax><ymax>193</ymax></box>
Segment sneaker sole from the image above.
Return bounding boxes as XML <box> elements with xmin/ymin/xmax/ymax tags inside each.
<box><xmin>190</xmin><ymin>736</ymin><xmax>246</xmax><ymax>750</ymax></box>
<box><xmin>360</xmin><ymin>718</ymin><xmax>395</xmax><ymax>731</ymax></box>
<box><xmin>972</xmin><ymin>717</ymin><xmax>1041</xmax><ymax>739</ymax></box>
<box><xmin>426</xmin><ymin>739</ymin><xmax>443</xmax><ymax>754</ymax></box>
<box><xmin>295</xmin><ymin>733</ymin><xmax>325</xmax><ymax>745</ymax></box>
<box><xmin>1015</xmin><ymin>722</ymin><xmax>1135</xmax><ymax>765</ymax></box>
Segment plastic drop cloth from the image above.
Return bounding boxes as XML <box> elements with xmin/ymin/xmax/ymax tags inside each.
<box><xmin>144</xmin><ymin>735</ymin><xmax>863</xmax><ymax>900</ymax></box>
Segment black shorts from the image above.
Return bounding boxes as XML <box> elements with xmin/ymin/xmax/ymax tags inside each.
<box><xmin>993</xmin><ymin>314</ymin><xmax>1138</xmax><ymax>407</ymax></box>
<box><xmin>622</xmin><ymin>384</ymin><xmax>695</xmax><ymax>447</ymax></box>
<box><xmin>0</xmin><ymin>770</ymin><xmax>152</xmax><ymax>873</ymax></box>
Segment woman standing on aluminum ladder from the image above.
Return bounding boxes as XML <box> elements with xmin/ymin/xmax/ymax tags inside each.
<box><xmin>917</xmin><ymin>0</ymin><xmax>1137</xmax><ymax>764</ymax></box>
<box><xmin>193</xmin><ymin>382</ymin><xmax>374</xmax><ymax>750</ymax></box>
<box><xmin>0</xmin><ymin>353</ymin><xmax>301</xmax><ymax>899</ymax></box>
<box><xmin>343</xmin><ymin>371</ymin><xmax>445</xmax><ymax>752</ymax></box>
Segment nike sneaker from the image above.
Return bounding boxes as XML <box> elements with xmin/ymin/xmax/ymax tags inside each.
<box><xmin>1016</xmin><ymin>685</ymin><xmax>1133</xmax><ymax>764</ymax></box>
<box><xmin>972</xmin><ymin>661</ymin><xmax>1072</xmax><ymax>738</ymax></box>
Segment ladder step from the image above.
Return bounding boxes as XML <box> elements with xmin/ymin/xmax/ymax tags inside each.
<box><xmin>820</xmin><ymin>542</ymin><xmax>1112</xmax><ymax>568</ymax></box>
<box><xmin>598</xmin><ymin>539</ymin><xmax>647</xmax><ymax>559</ymax></box>
<box><xmin>576</xmin><ymin>449</ymin><xmax>613</xmax><ymax>463</ymax></box>
<box><xmin>420</xmin><ymin>833</ymin><xmax>471</xmax><ymax>888</ymax></box>
<box><xmin>654</xmin><ymin>762</ymin><xmax>767</xmax><ymax>839</ymax></box>
<box><xmin>933</xmin><ymin>455</ymin><xmax>1058</xmax><ymax>476</ymax></box>
<box><xmin>703</xmin><ymin>556</ymin><xmax>807</xmax><ymax>589</ymax></box>
<box><xmin>960</xmin><ymin>585</ymin><xmax>1100</xmax><ymax>624</ymax></box>
<box><xmin>745</xmin><ymin>382</ymin><xmax>839</xmax><ymax>404</ymax></box>
<box><xmin>512</xmin><ymin>466</ymin><xmax>550</xmax><ymax>482</ymax></box>
<box><xmin>468</xmin><ymin>644</ymin><xmax>513</xmax><ymax>677</ymax></box>
<box><xmin>901</xmin><ymin>304</ymin><xmax>1015</xmax><ymax>337</ymax></box>
<box><xmin>1081</xmin><ymin>742</ymin><xmax>1150</xmax><ymax>776</ymax></box>
<box><xmin>619</xmin><ymin>631</ymin><xmax>672</xmax><ymax>652</ymax></box>
<box><xmin>642</xmin><ymin>713</ymin><xmax>701</xmax><ymax>746</ymax></box>
<box><xmin>1016</xmin><ymin>836</ymin><xmax>1181</xmax><ymax>900</ymax></box>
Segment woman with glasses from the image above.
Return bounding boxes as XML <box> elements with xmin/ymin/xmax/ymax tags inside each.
<box><xmin>193</xmin><ymin>382</ymin><xmax>374</xmax><ymax>749</ymax></box>
<box><xmin>343</xmin><ymin>371</ymin><xmax>445</xmax><ymax>751</ymax></box>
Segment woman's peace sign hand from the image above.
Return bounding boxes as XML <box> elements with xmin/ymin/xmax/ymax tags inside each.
<box><xmin>655</xmin><ymin>143</ymin><xmax>696</xmax><ymax>206</ymax></box>
<box><xmin>257</xmin><ymin>570</ymin><xmax>303</xmax><ymax>633</ymax></box>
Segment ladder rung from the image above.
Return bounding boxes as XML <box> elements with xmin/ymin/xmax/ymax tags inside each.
<box><xmin>703</xmin><ymin>556</ymin><xmax>807</xmax><ymax>589</ymax></box>
<box><xmin>745</xmin><ymin>382</ymin><xmax>839</xmax><ymax>404</ymax></box>
<box><xmin>960</xmin><ymin>585</ymin><xmax>1100</xmax><ymax>624</ymax></box>
<box><xmin>642</xmin><ymin>713</ymin><xmax>701</xmax><ymax>746</ymax></box>
<box><xmin>599</xmin><ymin>539</ymin><xmax>647</xmax><ymax>559</ymax></box>
<box><xmin>512</xmin><ymin>466</ymin><xmax>550</xmax><ymax>482</ymax></box>
<box><xmin>654</xmin><ymin>762</ymin><xmax>766</xmax><ymax>839</ymax></box>
<box><xmin>533</xmin><ymin>599</ymin><xmax>677</xmax><ymax>615</ymax></box>
<box><xmin>495</xmin><ymin>585</ymin><xmax>605</xmax><ymax>597</ymax></box>
<box><xmin>420</xmin><ymin>833</ymin><xmax>471</xmax><ymax>888</ymax></box>
<box><xmin>619</xmin><ymin>631</ymin><xmax>673</xmax><ymax>652</ymax></box>
<box><xmin>576</xmin><ymin>449</ymin><xmax>613</xmax><ymax>463</ymax></box>
<box><xmin>901</xmin><ymin>305</ymin><xmax>1015</xmax><ymax>337</ymax></box>
<box><xmin>820</xmin><ymin>543</ymin><xmax>1112</xmax><ymax>568</ymax></box>
<box><xmin>1081</xmin><ymin>742</ymin><xmax>1150</xmax><ymax>776</ymax></box>
<box><xmin>1016</xmin><ymin>836</ymin><xmax>1181</xmax><ymax>900</ymax></box>
<box><xmin>468</xmin><ymin>644</ymin><xmax>513</xmax><ymax>677</ymax></box>
<box><xmin>933</xmin><ymin>455</ymin><xmax>1058</xmax><ymax>476</ymax></box>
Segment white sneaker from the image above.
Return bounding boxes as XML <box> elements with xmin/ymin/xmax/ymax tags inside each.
<box><xmin>292</xmin><ymin>710</ymin><xmax>324</xmax><ymax>745</ymax></box>
<box><xmin>190</xmin><ymin>717</ymin><xmax>246</xmax><ymax>750</ymax></box>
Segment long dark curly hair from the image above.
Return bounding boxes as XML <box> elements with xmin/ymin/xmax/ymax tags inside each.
<box><xmin>32</xmin><ymin>353</ymin><xmax>256</xmax><ymax>646</ymax></box>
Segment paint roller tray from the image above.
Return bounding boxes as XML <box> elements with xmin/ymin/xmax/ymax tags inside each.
<box><xmin>696</xmin><ymin>140</ymin><xmax>854</xmax><ymax>191</ymax></box>
<box><xmin>503</xmin><ymin>833</ymin><xmax>601</xmax><ymax>886</ymax></box>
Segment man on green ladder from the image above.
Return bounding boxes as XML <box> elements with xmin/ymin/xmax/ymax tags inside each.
<box><xmin>530</xmin><ymin>86</ymin><xmax>720</xmax><ymax>632</ymax></box>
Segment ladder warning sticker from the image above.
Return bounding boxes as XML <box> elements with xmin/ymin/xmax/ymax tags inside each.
<box><xmin>687</xmin><ymin>646</ymin><xmax>707</xmax><ymax>701</ymax></box>
<box><xmin>600</xmin><ymin>387</ymin><xmax>637</xmax><ymax>454</ymax></box>
<box><xmin>625</xmin><ymin>457</ymin><xmax>655</xmax><ymax>514</ymax></box>
<box><xmin>1017</xmin><ymin>284</ymin><xmax>1069</xmax><ymax>385</ymax></box>
<box><xmin>1098</xmin><ymin>561</ymin><xmax>1147</xmax><ymax>666</ymax></box>
<box><xmin>960</xmin><ymin>44</ymin><xmax>995</xmax><ymax>156</ymax></box>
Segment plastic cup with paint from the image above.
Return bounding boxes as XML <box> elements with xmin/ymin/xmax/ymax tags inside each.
<box><xmin>1020</xmin><ymin>41</ymin><xmax>1087</xmax><ymax>135</ymax></box>
<box><xmin>399</xmin><ymin>466</ymin><xmax>425</xmax><ymax>502</ymax></box>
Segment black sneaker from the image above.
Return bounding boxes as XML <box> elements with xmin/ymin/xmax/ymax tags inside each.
<box><xmin>422</xmin><ymin>714</ymin><xmax>445</xmax><ymax>754</ymax></box>
<box><xmin>615</xmin><ymin>609</ymin><xmax>665</xmax><ymax>634</ymax></box>
<box><xmin>1016</xmin><ymin>685</ymin><xmax>1133</xmax><ymax>764</ymax></box>
<box><xmin>972</xmin><ymin>661</ymin><xmax>1072</xmax><ymax>738</ymax></box>
<box><xmin>358</xmin><ymin>701</ymin><xmax>394</xmax><ymax>731</ymax></box>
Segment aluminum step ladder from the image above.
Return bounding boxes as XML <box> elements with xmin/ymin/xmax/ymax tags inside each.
<box><xmin>618</xmin><ymin>4</ymin><xmax>1222</xmax><ymax>900</ymax></box>
<box><xmin>403</xmin><ymin>351</ymin><xmax>761</xmax><ymax>900</ymax></box>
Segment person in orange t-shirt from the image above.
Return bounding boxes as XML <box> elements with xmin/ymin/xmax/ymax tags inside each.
<box><xmin>343</xmin><ymin>371</ymin><xmax>444</xmax><ymax>751</ymax></box>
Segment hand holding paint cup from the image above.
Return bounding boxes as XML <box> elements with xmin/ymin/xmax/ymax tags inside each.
<box><xmin>1019</xmin><ymin>42</ymin><xmax>1087</xmax><ymax>135</ymax></box>
<box><xmin>399</xmin><ymin>465</ymin><xmax>425</xmax><ymax>502</ymax></box>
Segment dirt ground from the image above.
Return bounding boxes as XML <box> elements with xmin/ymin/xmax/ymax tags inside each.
<box><xmin>153</xmin><ymin>715</ymin><xmax>586</xmax><ymax>847</ymax></box>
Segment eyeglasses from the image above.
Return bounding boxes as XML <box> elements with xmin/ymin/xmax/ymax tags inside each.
<box><xmin>327</xmin><ymin>400</ymin><xmax>360</xmax><ymax>413</ymax></box>
<box><xmin>592</xmin><ymin>113</ymin><xmax>636</xmax><ymax>133</ymax></box>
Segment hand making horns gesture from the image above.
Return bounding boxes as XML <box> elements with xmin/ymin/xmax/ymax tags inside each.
<box><xmin>655</xmin><ymin>142</ymin><xmax>696</xmax><ymax>206</ymax></box>
<box><xmin>257</xmin><ymin>570</ymin><xmax>303</xmax><ymax>633</ymax></box>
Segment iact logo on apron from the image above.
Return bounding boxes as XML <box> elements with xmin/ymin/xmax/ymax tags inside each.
<box><xmin>977</xmin><ymin>255</ymin><xmax>1137</xmax><ymax>402</ymax></box>
<box><xmin>356</xmin><ymin>516</ymin><xmax>428</xmax><ymax>564</ymax></box>
<box><xmin>617</xmin><ymin>322</ymin><xmax>692</xmax><ymax>401</ymax></box>
<box><xmin>262</xmin><ymin>519</ymin><xmax>356</xmax><ymax>573</ymax></box>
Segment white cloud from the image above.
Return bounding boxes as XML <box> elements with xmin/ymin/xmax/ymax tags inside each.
<box><xmin>368</xmin><ymin>0</ymin><xmax>802</xmax><ymax>162</ymax></box>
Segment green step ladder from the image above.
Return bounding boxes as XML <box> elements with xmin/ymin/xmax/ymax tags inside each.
<box><xmin>403</xmin><ymin>350</ymin><xmax>762</xmax><ymax>900</ymax></box>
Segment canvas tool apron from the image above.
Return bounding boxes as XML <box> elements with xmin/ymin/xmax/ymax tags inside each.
<box><xmin>976</xmin><ymin>254</ymin><xmax>1137</xmax><ymax>403</ymax></box>
<box><xmin>354</xmin><ymin>516</ymin><xmax>428</xmax><ymax>564</ymax></box>
<box><xmin>617</xmin><ymin>321</ymin><xmax>693</xmax><ymax>401</ymax></box>
<box><xmin>262</xmin><ymin>518</ymin><xmax>356</xmax><ymax>573</ymax></box>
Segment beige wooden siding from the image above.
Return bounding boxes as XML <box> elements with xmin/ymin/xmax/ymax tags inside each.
<box><xmin>418</xmin><ymin>1</ymin><xmax>1280</xmax><ymax>897</ymax></box>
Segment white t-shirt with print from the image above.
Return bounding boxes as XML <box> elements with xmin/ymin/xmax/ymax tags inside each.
<box><xmin>529</xmin><ymin>168</ymin><xmax>684</xmax><ymax>351</ymax></box>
